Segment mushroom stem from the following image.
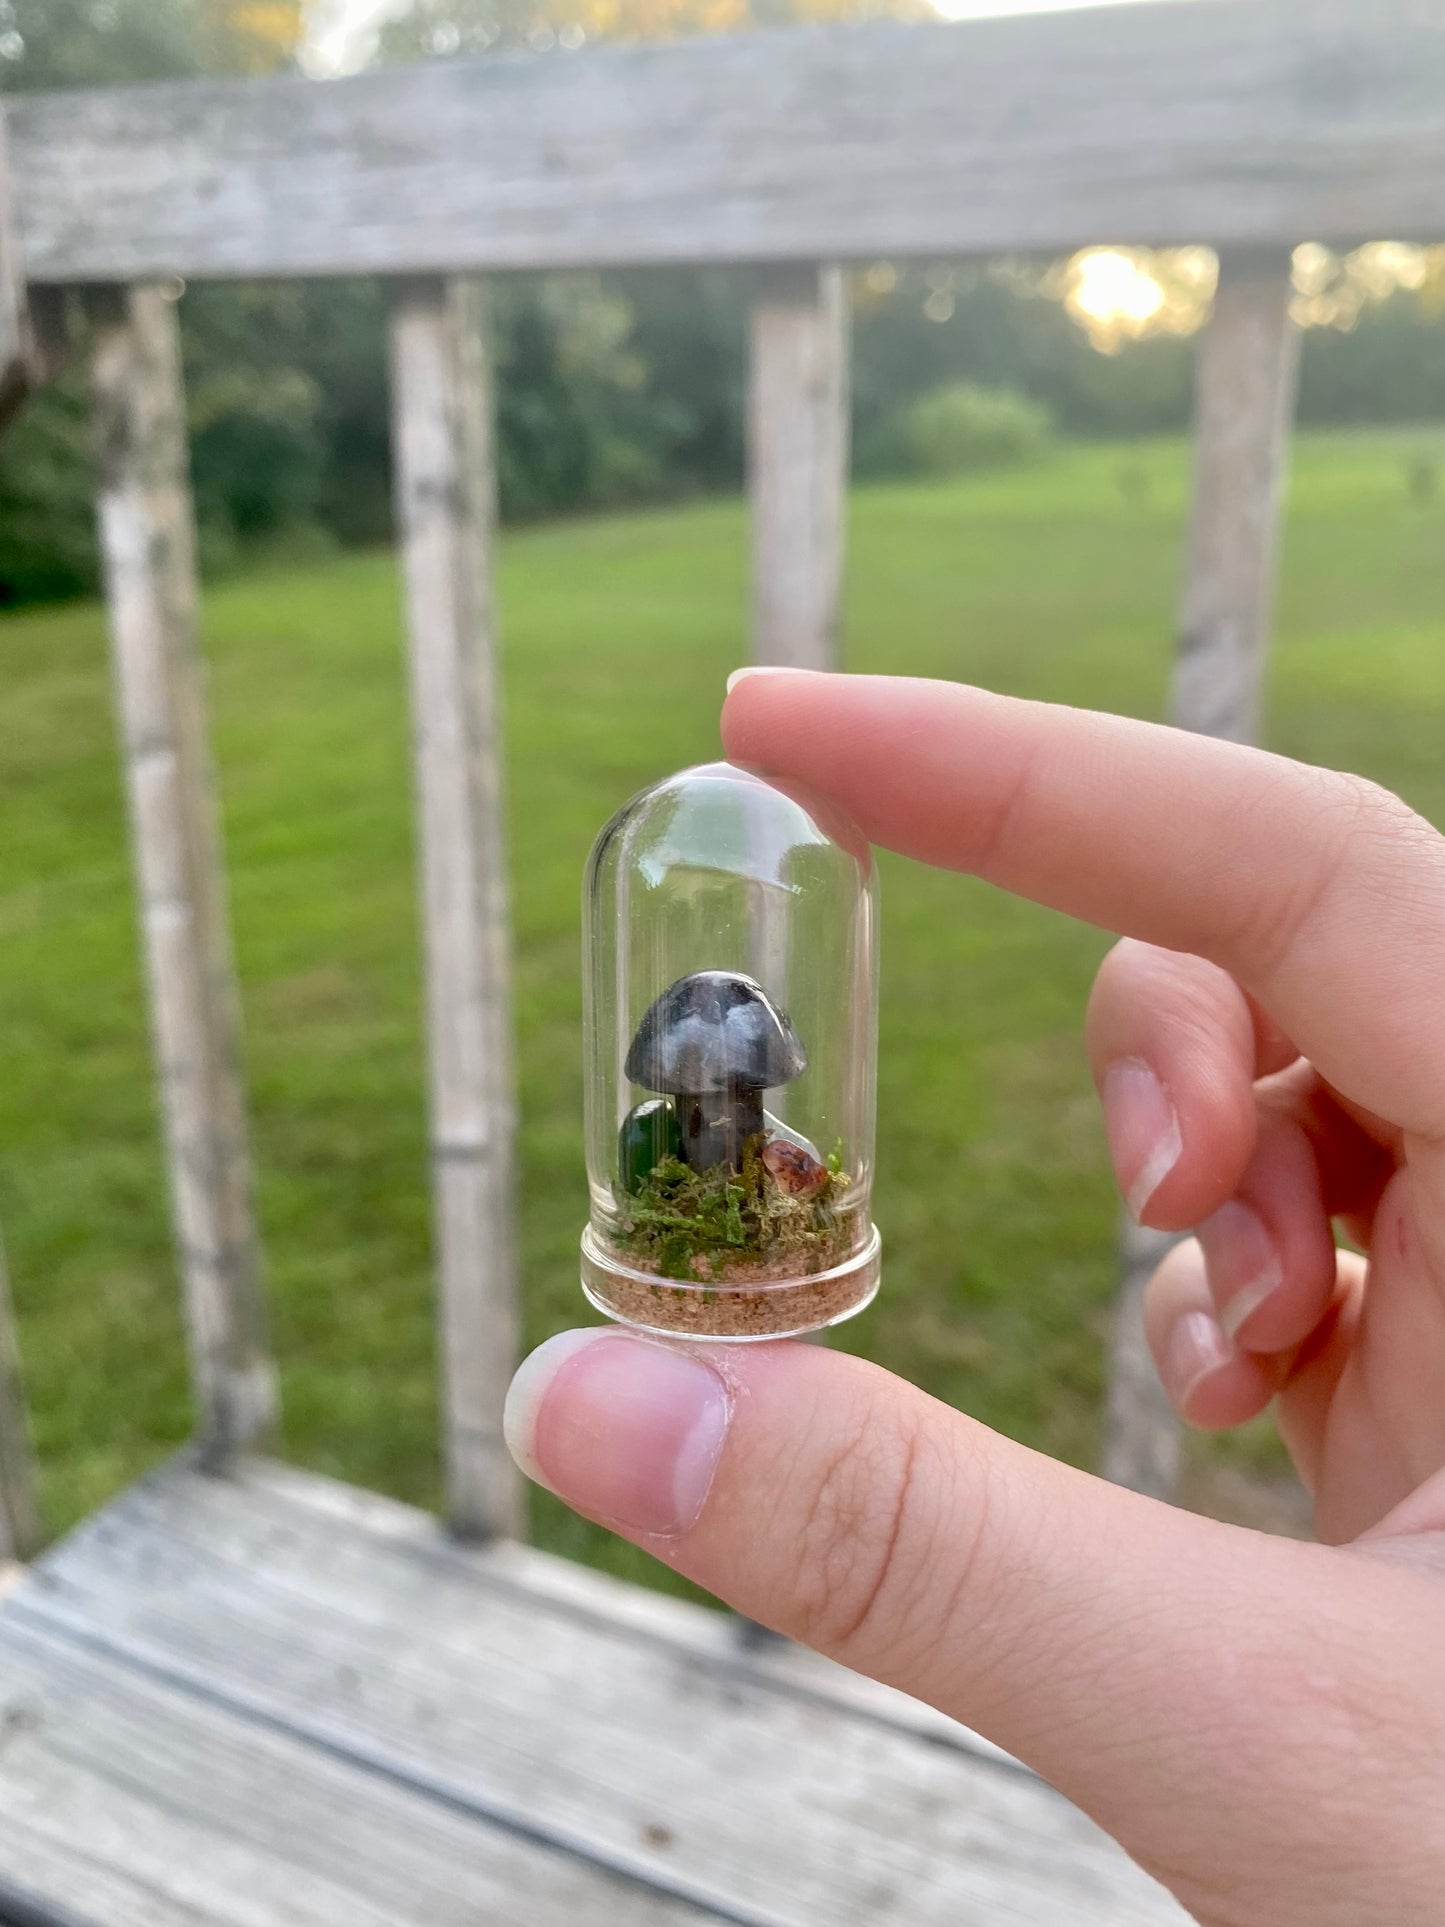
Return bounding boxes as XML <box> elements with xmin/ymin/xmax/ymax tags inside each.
<box><xmin>676</xmin><ymin>1083</ymin><xmax>764</xmax><ymax>1174</ymax></box>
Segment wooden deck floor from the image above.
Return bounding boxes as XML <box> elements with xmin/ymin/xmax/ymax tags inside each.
<box><xmin>0</xmin><ymin>1458</ymin><xmax>1185</xmax><ymax>1925</ymax></box>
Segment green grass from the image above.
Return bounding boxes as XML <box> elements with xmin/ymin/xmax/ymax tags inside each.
<box><xmin>3</xmin><ymin>429</ymin><xmax>1443</xmax><ymax>1586</ymax></box>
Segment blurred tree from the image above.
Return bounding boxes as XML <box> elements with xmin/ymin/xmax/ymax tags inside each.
<box><xmin>0</xmin><ymin>0</ymin><xmax>334</xmax><ymax>602</ymax></box>
<box><xmin>0</xmin><ymin>0</ymin><xmax>1442</xmax><ymax>608</ymax></box>
<box><xmin>0</xmin><ymin>0</ymin><xmax>299</xmax><ymax>89</ymax></box>
<box><xmin>0</xmin><ymin>374</ymin><xmax>96</xmax><ymax>604</ymax></box>
<box><xmin>377</xmin><ymin>0</ymin><xmax>924</xmax><ymax>61</ymax></box>
<box><xmin>372</xmin><ymin>0</ymin><xmax>928</xmax><ymax>518</ymax></box>
<box><xmin>221</xmin><ymin>1</ymin><xmax>304</xmax><ymax>69</ymax></box>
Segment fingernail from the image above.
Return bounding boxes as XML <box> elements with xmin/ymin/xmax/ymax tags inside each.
<box><xmin>504</xmin><ymin>1329</ymin><xmax>731</xmax><ymax>1538</ymax></box>
<box><xmin>1101</xmin><ymin>1059</ymin><xmax>1182</xmax><ymax>1222</ymax></box>
<box><xmin>726</xmin><ymin>665</ymin><xmax>815</xmax><ymax>694</ymax></box>
<box><xmin>1199</xmin><ymin>1200</ymin><xmax>1283</xmax><ymax>1345</ymax></box>
<box><xmin>1164</xmin><ymin>1308</ymin><xmax>1234</xmax><ymax>1408</ymax></box>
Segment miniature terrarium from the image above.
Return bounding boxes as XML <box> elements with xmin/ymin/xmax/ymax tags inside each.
<box><xmin>580</xmin><ymin>761</ymin><xmax>880</xmax><ymax>1340</ymax></box>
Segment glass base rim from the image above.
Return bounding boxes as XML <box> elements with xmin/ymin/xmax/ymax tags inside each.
<box><xmin>579</xmin><ymin>1221</ymin><xmax>881</xmax><ymax>1342</ymax></box>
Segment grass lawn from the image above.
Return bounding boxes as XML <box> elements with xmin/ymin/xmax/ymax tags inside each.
<box><xmin>2</xmin><ymin>429</ymin><xmax>1443</xmax><ymax>1592</ymax></box>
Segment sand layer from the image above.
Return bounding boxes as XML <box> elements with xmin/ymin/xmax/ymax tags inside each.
<box><xmin>583</xmin><ymin>1222</ymin><xmax>878</xmax><ymax>1339</ymax></box>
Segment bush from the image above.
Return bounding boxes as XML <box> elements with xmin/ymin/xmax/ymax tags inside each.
<box><xmin>902</xmin><ymin>381</ymin><xmax>1054</xmax><ymax>476</ymax></box>
<box><xmin>0</xmin><ymin>377</ymin><xmax>98</xmax><ymax>606</ymax></box>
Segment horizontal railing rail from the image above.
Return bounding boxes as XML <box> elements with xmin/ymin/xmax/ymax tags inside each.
<box><xmin>7</xmin><ymin>0</ymin><xmax>1445</xmax><ymax>285</ymax></box>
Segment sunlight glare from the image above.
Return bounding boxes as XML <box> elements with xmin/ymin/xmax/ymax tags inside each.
<box><xmin>1070</xmin><ymin>250</ymin><xmax>1164</xmax><ymax>328</ymax></box>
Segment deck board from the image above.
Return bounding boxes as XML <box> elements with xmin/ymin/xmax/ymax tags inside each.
<box><xmin>0</xmin><ymin>1616</ymin><xmax>714</xmax><ymax>1927</ymax></box>
<box><xmin>0</xmin><ymin>1457</ymin><xmax>1185</xmax><ymax>1926</ymax></box>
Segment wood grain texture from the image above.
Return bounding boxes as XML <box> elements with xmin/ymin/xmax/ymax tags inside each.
<box><xmin>15</xmin><ymin>1458</ymin><xmax>1187</xmax><ymax>1926</ymax></box>
<box><xmin>96</xmin><ymin>1454</ymin><xmax>1021</xmax><ymax>1771</ymax></box>
<box><xmin>10</xmin><ymin>0</ymin><xmax>1445</xmax><ymax>284</ymax></box>
<box><xmin>390</xmin><ymin>279</ymin><xmax>521</xmax><ymax>1542</ymax></box>
<box><xmin>0</xmin><ymin>1616</ymin><xmax>716</xmax><ymax>1927</ymax></box>
<box><xmin>1103</xmin><ymin>252</ymin><xmax>1298</xmax><ymax>1498</ymax></box>
<box><xmin>1172</xmin><ymin>249</ymin><xmax>1301</xmax><ymax>743</ymax></box>
<box><xmin>90</xmin><ymin>286</ymin><xmax>276</xmax><ymax>1461</ymax></box>
<box><xmin>0</xmin><ymin>1232</ymin><xmax>40</xmax><ymax>1562</ymax></box>
<box><xmin>749</xmin><ymin>264</ymin><xmax>848</xmax><ymax>670</ymax></box>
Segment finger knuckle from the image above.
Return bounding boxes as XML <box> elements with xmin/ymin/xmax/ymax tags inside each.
<box><xmin>1089</xmin><ymin>939</ymin><xmax>1236</xmax><ymax>1045</ymax></box>
<box><xmin>1330</xmin><ymin>770</ymin><xmax>1438</xmax><ymax>869</ymax></box>
<box><xmin>1330</xmin><ymin>771</ymin><xmax>1445</xmax><ymax>936</ymax></box>
<box><xmin>1236</xmin><ymin>768</ymin><xmax>1443</xmax><ymax>979</ymax></box>
<box><xmin>791</xmin><ymin>1408</ymin><xmax>987</xmax><ymax>1671</ymax></box>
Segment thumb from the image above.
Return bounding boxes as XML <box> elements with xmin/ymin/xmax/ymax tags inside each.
<box><xmin>505</xmin><ymin>1329</ymin><xmax>1445</xmax><ymax>1924</ymax></box>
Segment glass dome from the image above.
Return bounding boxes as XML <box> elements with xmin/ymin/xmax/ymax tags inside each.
<box><xmin>580</xmin><ymin>760</ymin><xmax>880</xmax><ymax>1340</ymax></box>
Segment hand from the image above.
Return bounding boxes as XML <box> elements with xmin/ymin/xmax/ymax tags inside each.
<box><xmin>505</xmin><ymin>671</ymin><xmax>1445</xmax><ymax>1927</ymax></box>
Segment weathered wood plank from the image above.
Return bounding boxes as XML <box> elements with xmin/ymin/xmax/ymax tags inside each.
<box><xmin>91</xmin><ymin>286</ymin><xmax>276</xmax><ymax>1460</ymax></box>
<box><xmin>0</xmin><ymin>105</ymin><xmax>35</xmax><ymax>427</ymax></box>
<box><xmin>10</xmin><ymin>1</ymin><xmax>1445</xmax><ymax>284</ymax></box>
<box><xmin>1102</xmin><ymin>1220</ymin><xmax>1183</xmax><ymax>1500</ymax></box>
<box><xmin>118</xmin><ymin>1453</ymin><xmax>1021</xmax><ymax>1770</ymax></box>
<box><xmin>749</xmin><ymin>264</ymin><xmax>849</xmax><ymax>671</ymax></box>
<box><xmin>1103</xmin><ymin>250</ymin><xmax>1298</xmax><ymax>1498</ymax></box>
<box><xmin>0</xmin><ymin>1232</ymin><xmax>40</xmax><ymax>1562</ymax></box>
<box><xmin>390</xmin><ymin>278</ymin><xmax>521</xmax><ymax>1542</ymax></box>
<box><xmin>0</xmin><ymin>1615</ymin><xmax>716</xmax><ymax>1927</ymax></box>
<box><xmin>1172</xmin><ymin>248</ymin><xmax>1301</xmax><ymax>743</ymax></box>
<box><xmin>22</xmin><ymin>1460</ymin><xmax>1186</xmax><ymax>1925</ymax></box>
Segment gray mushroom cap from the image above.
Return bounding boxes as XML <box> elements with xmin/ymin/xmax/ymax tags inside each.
<box><xmin>625</xmin><ymin>971</ymin><xmax>807</xmax><ymax>1095</ymax></box>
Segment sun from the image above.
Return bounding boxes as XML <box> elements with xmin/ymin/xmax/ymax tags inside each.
<box><xmin>1042</xmin><ymin>246</ymin><xmax>1221</xmax><ymax>353</ymax></box>
<box><xmin>1068</xmin><ymin>250</ymin><xmax>1166</xmax><ymax>330</ymax></box>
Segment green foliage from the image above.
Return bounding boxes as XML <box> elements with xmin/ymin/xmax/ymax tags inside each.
<box><xmin>0</xmin><ymin>0</ymin><xmax>216</xmax><ymax>90</ymax></box>
<box><xmin>901</xmin><ymin>382</ymin><xmax>1054</xmax><ymax>477</ymax></box>
<box><xmin>0</xmin><ymin>0</ymin><xmax>297</xmax><ymax>93</ymax></box>
<box><xmin>2</xmin><ymin>0</ymin><xmax>1445</xmax><ymax>617</ymax></box>
<box><xmin>614</xmin><ymin>1138</ymin><xmax>847</xmax><ymax>1280</ymax></box>
<box><xmin>0</xmin><ymin>370</ymin><xmax>96</xmax><ymax>605</ymax></box>
<box><xmin>490</xmin><ymin>276</ymin><xmax>688</xmax><ymax>520</ymax></box>
<box><xmin>375</xmin><ymin>0</ymin><xmax>927</xmax><ymax>65</ymax></box>
<box><xmin>183</xmin><ymin>286</ymin><xmax>327</xmax><ymax>539</ymax></box>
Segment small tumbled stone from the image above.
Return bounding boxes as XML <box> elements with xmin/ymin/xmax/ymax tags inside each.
<box><xmin>619</xmin><ymin>1097</ymin><xmax>681</xmax><ymax>1193</ymax></box>
<box><xmin>763</xmin><ymin>1111</ymin><xmax>822</xmax><ymax>1163</ymax></box>
<box><xmin>760</xmin><ymin>1137</ymin><xmax>830</xmax><ymax>1200</ymax></box>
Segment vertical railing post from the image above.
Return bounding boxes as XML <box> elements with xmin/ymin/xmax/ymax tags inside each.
<box><xmin>0</xmin><ymin>105</ymin><xmax>34</xmax><ymax>427</ymax></box>
<box><xmin>91</xmin><ymin>283</ymin><xmax>276</xmax><ymax>1463</ymax></box>
<box><xmin>748</xmin><ymin>264</ymin><xmax>850</xmax><ymax>669</ymax></box>
<box><xmin>391</xmin><ymin>276</ymin><xmax>522</xmax><ymax>1542</ymax></box>
<box><xmin>1172</xmin><ymin>249</ymin><xmax>1303</xmax><ymax>742</ymax></box>
<box><xmin>0</xmin><ymin>1231</ymin><xmax>40</xmax><ymax>1562</ymax></box>
<box><xmin>1104</xmin><ymin>247</ymin><xmax>1299</xmax><ymax>1499</ymax></box>
<box><xmin>1102</xmin><ymin>1220</ymin><xmax>1186</xmax><ymax>1499</ymax></box>
<box><xmin>0</xmin><ymin>115</ymin><xmax>42</xmax><ymax>1559</ymax></box>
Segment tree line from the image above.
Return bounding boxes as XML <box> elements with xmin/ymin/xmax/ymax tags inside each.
<box><xmin>1</xmin><ymin>0</ymin><xmax>1442</xmax><ymax>606</ymax></box>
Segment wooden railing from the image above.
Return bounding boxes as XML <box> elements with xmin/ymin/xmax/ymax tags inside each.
<box><xmin>0</xmin><ymin>0</ymin><xmax>1442</xmax><ymax>1553</ymax></box>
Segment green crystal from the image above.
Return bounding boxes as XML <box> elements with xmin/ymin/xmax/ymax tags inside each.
<box><xmin>618</xmin><ymin>1097</ymin><xmax>681</xmax><ymax>1193</ymax></box>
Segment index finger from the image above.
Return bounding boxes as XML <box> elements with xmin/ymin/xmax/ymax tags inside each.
<box><xmin>721</xmin><ymin>670</ymin><xmax>1445</xmax><ymax>1136</ymax></box>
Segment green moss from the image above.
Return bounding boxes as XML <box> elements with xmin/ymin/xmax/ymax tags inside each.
<box><xmin>614</xmin><ymin>1134</ymin><xmax>850</xmax><ymax>1281</ymax></box>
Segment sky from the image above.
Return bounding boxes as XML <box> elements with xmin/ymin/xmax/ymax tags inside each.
<box><xmin>307</xmin><ymin>0</ymin><xmax>1172</xmax><ymax>75</ymax></box>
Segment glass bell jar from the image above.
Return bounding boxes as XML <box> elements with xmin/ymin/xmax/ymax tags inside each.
<box><xmin>580</xmin><ymin>760</ymin><xmax>880</xmax><ymax>1341</ymax></box>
